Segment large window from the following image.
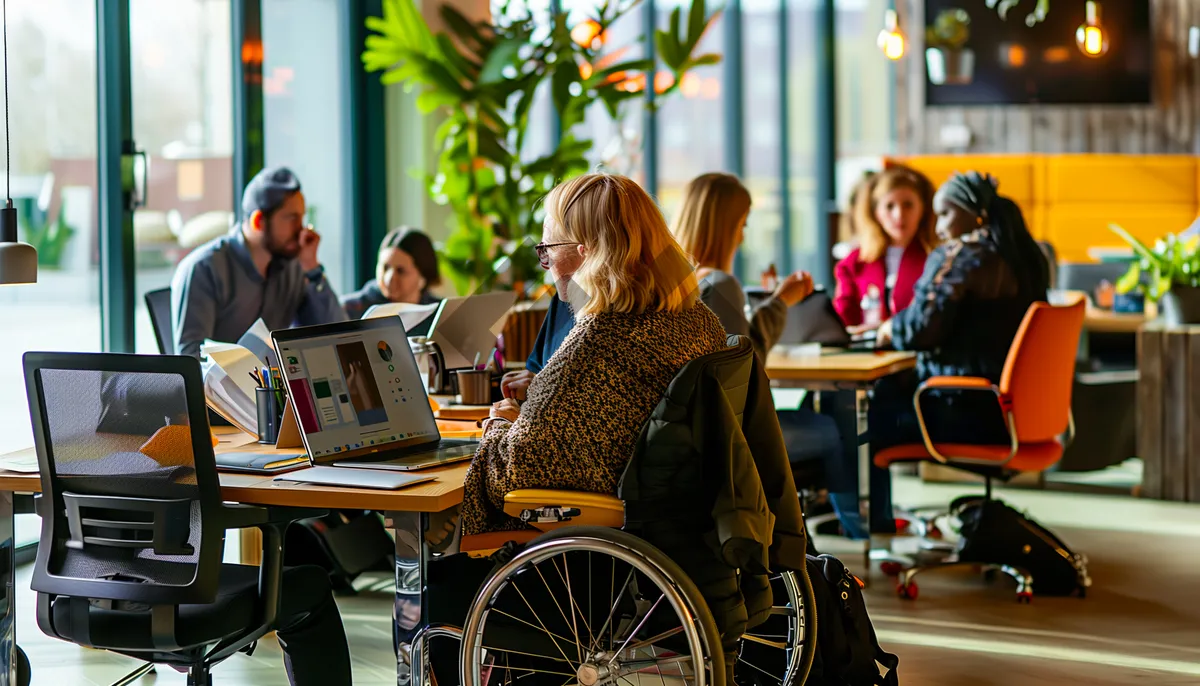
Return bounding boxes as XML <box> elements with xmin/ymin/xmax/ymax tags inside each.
<box><xmin>263</xmin><ymin>0</ymin><xmax>352</xmax><ymax>293</ymax></box>
<box><xmin>131</xmin><ymin>0</ymin><xmax>234</xmax><ymax>354</ymax></box>
<box><xmin>836</xmin><ymin>0</ymin><xmax>894</xmax><ymax>213</ymax></box>
<box><xmin>0</xmin><ymin>0</ymin><xmax>101</xmax><ymax>454</ymax></box>
<box><xmin>741</xmin><ymin>0</ymin><xmax>785</xmax><ymax>281</ymax></box>
<box><xmin>655</xmin><ymin>0</ymin><xmax>726</xmax><ymax>220</ymax></box>
<box><xmin>787</xmin><ymin>0</ymin><xmax>821</xmax><ymax>277</ymax></box>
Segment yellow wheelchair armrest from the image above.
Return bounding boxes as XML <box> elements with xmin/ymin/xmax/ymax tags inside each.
<box><xmin>502</xmin><ymin>489</ymin><xmax>624</xmax><ymax>530</ymax></box>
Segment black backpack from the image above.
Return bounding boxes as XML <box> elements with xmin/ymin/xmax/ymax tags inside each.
<box><xmin>954</xmin><ymin>497</ymin><xmax>1091</xmax><ymax>597</ymax></box>
<box><xmin>806</xmin><ymin>554</ymin><xmax>899</xmax><ymax>686</ymax></box>
<box><xmin>284</xmin><ymin>511</ymin><xmax>396</xmax><ymax>592</ymax></box>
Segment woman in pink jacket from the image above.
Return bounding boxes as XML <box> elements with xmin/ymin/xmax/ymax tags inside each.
<box><xmin>834</xmin><ymin>165</ymin><xmax>937</xmax><ymax>331</ymax></box>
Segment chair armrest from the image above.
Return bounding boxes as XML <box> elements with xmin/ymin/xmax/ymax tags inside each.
<box><xmin>218</xmin><ymin>503</ymin><xmax>327</xmax><ymax>530</ymax></box>
<box><xmin>912</xmin><ymin>380</ymin><xmax>1018</xmax><ymax>467</ymax></box>
<box><xmin>919</xmin><ymin>376</ymin><xmax>998</xmax><ymax>392</ymax></box>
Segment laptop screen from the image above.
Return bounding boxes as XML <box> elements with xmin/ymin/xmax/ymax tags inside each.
<box><xmin>274</xmin><ymin>318</ymin><xmax>440</xmax><ymax>460</ymax></box>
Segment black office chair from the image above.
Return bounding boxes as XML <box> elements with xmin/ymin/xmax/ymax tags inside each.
<box><xmin>23</xmin><ymin>352</ymin><xmax>322</xmax><ymax>686</ymax></box>
<box><xmin>144</xmin><ymin>288</ymin><xmax>173</xmax><ymax>355</ymax></box>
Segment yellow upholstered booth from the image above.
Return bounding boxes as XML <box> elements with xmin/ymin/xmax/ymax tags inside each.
<box><xmin>885</xmin><ymin>154</ymin><xmax>1200</xmax><ymax>263</ymax></box>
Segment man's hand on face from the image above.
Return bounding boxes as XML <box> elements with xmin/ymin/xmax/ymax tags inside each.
<box><xmin>298</xmin><ymin>225</ymin><xmax>321</xmax><ymax>273</ymax></box>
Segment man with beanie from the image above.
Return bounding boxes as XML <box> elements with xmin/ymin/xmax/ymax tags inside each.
<box><xmin>170</xmin><ymin>167</ymin><xmax>348</xmax><ymax>357</ymax></box>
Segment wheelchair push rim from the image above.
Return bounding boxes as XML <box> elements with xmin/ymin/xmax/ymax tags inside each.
<box><xmin>460</xmin><ymin>527</ymin><xmax>723</xmax><ymax>686</ymax></box>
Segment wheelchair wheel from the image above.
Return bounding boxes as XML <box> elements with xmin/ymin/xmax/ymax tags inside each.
<box><xmin>735</xmin><ymin>569</ymin><xmax>817</xmax><ymax>686</ymax></box>
<box><xmin>460</xmin><ymin>526</ymin><xmax>726</xmax><ymax>686</ymax></box>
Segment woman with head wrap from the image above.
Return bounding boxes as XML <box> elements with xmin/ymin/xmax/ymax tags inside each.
<box><xmin>852</xmin><ymin>172</ymin><xmax>1050</xmax><ymax>535</ymax></box>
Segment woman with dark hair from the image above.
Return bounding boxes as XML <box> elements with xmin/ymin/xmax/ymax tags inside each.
<box><xmin>861</xmin><ymin>172</ymin><xmax>1050</xmax><ymax>534</ymax></box>
<box><xmin>342</xmin><ymin>227</ymin><xmax>442</xmax><ymax>318</ymax></box>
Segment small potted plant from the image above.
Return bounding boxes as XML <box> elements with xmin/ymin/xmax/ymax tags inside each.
<box><xmin>925</xmin><ymin>8</ymin><xmax>974</xmax><ymax>85</ymax></box>
<box><xmin>1110</xmin><ymin>223</ymin><xmax>1200</xmax><ymax>326</ymax></box>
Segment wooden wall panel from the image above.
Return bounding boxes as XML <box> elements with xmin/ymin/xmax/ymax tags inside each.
<box><xmin>896</xmin><ymin>0</ymin><xmax>1200</xmax><ymax>154</ymax></box>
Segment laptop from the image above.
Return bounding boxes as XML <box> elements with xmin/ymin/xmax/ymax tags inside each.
<box><xmin>425</xmin><ymin>291</ymin><xmax>517</xmax><ymax>369</ymax></box>
<box><xmin>745</xmin><ymin>287</ymin><xmax>854</xmax><ymax>347</ymax></box>
<box><xmin>272</xmin><ymin>317</ymin><xmax>479</xmax><ymax>472</ymax></box>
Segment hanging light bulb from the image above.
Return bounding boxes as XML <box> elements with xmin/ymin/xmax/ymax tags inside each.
<box><xmin>1075</xmin><ymin>1</ymin><xmax>1109</xmax><ymax>58</ymax></box>
<box><xmin>0</xmin><ymin>0</ymin><xmax>38</xmax><ymax>286</ymax></box>
<box><xmin>877</xmin><ymin>9</ymin><xmax>905</xmax><ymax>61</ymax></box>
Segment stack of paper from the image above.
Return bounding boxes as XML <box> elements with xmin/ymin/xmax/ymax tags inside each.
<box><xmin>201</xmin><ymin>319</ymin><xmax>274</xmax><ymax>437</ymax></box>
<box><xmin>363</xmin><ymin>301</ymin><xmax>440</xmax><ymax>332</ymax></box>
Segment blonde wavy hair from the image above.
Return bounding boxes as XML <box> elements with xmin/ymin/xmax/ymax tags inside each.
<box><xmin>671</xmin><ymin>173</ymin><xmax>751</xmax><ymax>270</ymax></box>
<box><xmin>852</xmin><ymin>164</ymin><xmax>937</xmax><ymax>263</ymax></box>
<box><xmin>543</xmin><ymin>174</ymin><xmax>698</xmax><ymax>316</ymax></box>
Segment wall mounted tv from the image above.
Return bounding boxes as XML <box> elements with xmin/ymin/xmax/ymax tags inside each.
<box><xmin>923</xmin><ymin>1</ymin><xmax>1152</xmax><ymax>106</ymax></box>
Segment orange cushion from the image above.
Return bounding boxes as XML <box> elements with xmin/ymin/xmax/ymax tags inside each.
<box><xmin>875</xmin><ymin>441</ymin><xmax>1063</xmax><ymax>473</ymax></box>
<box><xmin>459</xmin><ymin>529</ymin><xmax>541</xmax><ymax>555</ymax></box>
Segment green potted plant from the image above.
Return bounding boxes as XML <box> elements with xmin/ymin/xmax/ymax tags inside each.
<box><xmin>363</xmin><ymin>0</ymin><xmax>721</xmax><ymax>297</ymax></box>
<box><xmin>1110</xmin><ymin>223</ymin><xmax>1200</xmax><ymax>326</ymax></box>
<box><xmin>985</xmin><ymin>0</ymin><xmax>1049</xmax><ymax>27</ymax></box>
<box><xmin>925</xmin><ymin>8</ymin><xmax>973</xmax><ymax>85</ymax></box>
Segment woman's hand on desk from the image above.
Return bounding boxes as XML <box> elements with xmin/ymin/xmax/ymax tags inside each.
<box><xmin>875</xmin><ymin>319</ymin><xmax>894</xmax><ymax>347</ymax></box>
<box><xmin>490</xmin><ymin>398</ymin><xmax>521</xmax><ymax>422</ymax></box>
<box><xmin>501</xmin><ymin>370</ymin><xmax>535</xmax><ymax>402</ymax></box>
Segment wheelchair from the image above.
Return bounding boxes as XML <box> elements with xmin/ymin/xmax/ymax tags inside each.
<box><xmin>410</xmin><ymin>488</ymin><xmax>819</xmax><ymax>686</ymax></box>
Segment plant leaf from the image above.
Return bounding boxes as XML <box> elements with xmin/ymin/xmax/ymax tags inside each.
<box><xmin>479</xmin><ymin>37</ymin><xmax>525</xmax><ymax>84</ymax></box>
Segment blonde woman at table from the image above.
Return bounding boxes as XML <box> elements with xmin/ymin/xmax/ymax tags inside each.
<box><xmin>463</xmin><ymin>173</ymin><xmax>727</xmax><ymax>534</ymax></box>
<box><xmin>670</xmin><ymin>171</ymin><xmax>844</xmax><ymax>487</ymax></box>
<box><xmin>671</xmin><ymin>172</ymin><xmax>814</xmax><ymax>359</ymax></box>
<box><xmin>833</xmin><ymin>164</ymin><xmax>937</xmax><ymax>332</ymax></box>
<box><xmin>426</xmin><ymin>173</ymin><xmax>728</xmax><ymax>682</ymax></box>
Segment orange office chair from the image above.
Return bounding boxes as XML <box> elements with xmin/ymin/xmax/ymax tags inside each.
<box><xmin>873</xmin><ymin>299</ymin><xmax>1087</xmax><ymax>601</ymax></box>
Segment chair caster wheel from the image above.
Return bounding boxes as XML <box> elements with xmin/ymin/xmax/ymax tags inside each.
<box><xmin>897</xmin><ymin>581</ymin><xmax>918</xmax><ymax>600</ymax></box>
<box><xmin>1017</xmin><ymin>590</ymin><xmax>1033</xmax><ymax>604</ymax></box>
<box><xmin>880</xmin><ymin>561</ymin><xmax>904</xmax><ymax>577</ymax></box>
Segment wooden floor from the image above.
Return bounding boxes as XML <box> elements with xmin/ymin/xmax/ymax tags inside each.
<box><xmin>16</xmin><ymin>474</ymin><xmax>1200</xmax><ymax>684</ymax></box>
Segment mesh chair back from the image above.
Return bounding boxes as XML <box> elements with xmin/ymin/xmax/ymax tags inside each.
<box><xmin>24</xmin><ymin>352</ymin><xmax>224</xmax><ymax>606</ymax></box>
<box><xmin>144</xmin><ymin>288</ymin><xmax>173</xmax><ymax>355</ymax></box>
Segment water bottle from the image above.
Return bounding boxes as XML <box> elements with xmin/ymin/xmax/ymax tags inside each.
<box><xmin>861</xmin><ymin>284</ymin><xmax>882</xmax><ymax>329</ymax></box>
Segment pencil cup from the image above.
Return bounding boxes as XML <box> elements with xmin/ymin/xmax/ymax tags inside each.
<box><xmin>456</xmin><ymin>369</ymin><xmax>491</xmax><ymax>406</ymax></box>
<box><xmin>256</xmin><ymin>387</ymin><xmax>283</xmax><ymax>444</ymax></box>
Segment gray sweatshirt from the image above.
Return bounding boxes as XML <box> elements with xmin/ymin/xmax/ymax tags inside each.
<box><xmin>169</xmin><ymin>227</ymin><xmax>348</xmax><ymax>357</ymax></box>
<box><xmin>698</xmin><ymin>269</ymin><xmax>788</xmax><ymax>360</ymax></box>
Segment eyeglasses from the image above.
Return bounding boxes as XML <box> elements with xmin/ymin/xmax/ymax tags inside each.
<box><xmin>534</xmin><ymin>242</ymin><xmax>579</xmax><ymax>269</ymax></box>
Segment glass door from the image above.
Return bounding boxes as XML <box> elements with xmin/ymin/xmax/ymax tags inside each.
<box><xmin>130</xmin><ymin>0</ymin><xmax>235</xmax><ymax>354</ymax></box>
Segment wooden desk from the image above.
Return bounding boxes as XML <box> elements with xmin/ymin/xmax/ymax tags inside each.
<box><xmin>0</xmin><ymin>426</ymin><xmax>477</xmax><ymax>685</ymax></box>
<box><xmin>765</xmin><ymin>349</ymin><xmax>916</xmax><ymax>387</ymax></box>
<box><xmin>1056</xmin><ymin>289</ymin><xmax>1149</xmax><ymax>334</ymax></box>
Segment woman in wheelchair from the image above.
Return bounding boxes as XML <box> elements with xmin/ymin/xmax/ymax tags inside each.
<box><xmin>866</xmin><ymin>171</ymin><xmax>1051</xmax><ymax>533</ymax></box>
<box><xmin>422</xmin><ymin>175</ymin><xmax>815</xmax><ymax>686</ymax></box>
<box><xmin>460</xmin><ymin>173</ymin><xmax>727</xmax><ymax>537</ymax></box>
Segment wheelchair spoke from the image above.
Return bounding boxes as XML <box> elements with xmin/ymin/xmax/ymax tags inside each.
<box><xmin>533</xmin><ymin>560</ymin><xmax>583</xmax><ymax>662</ymax></box>
<box><xmin>481</xmin><ymin>645</ymin><xmax>575</xmax><ymax>663</ymax></box>
<box><xmin>624</xmin><ymin>626</ymin><xmax>684</xmax><ymax>652</ymax></box>
<box><xmin>737</xmin><ymin>654</ymin><xmax>784</xmax><ymax>684</ymax></box>
<box><xmin>589</xmin><ymin>566</ymin><xmax>635</xmax><ymax>655</ymax></box>
<box><xmin>553</xmin><ymin>554</ymin><xmax>596</xmax><ymax>652</ymax></box>
<box><xmin>609</xmin><ymin>595</ymin><xmax>665</xmax><ymax>665</ymax></box>
<box><xmin>509</xmin><ymin>579</ymin><xmax>580</xmax><ymax>668</ymax></box>
<box><xmin>491</xmin><ymin>608</ymin><xmax>579</xmax><ymax>650</ymax></box>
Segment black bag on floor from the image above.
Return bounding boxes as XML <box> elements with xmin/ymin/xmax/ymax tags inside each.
<box><xmin>284</xmin><ymin>510</ymin><xmax>395</xmax><ymax>592</ymax></box>
<box><xmin>806</xmin><ymin>554</ymin><xmax>899</xmax><ymax>686</ymax></box>
<box><xmin>954</xmin><ymin>497</ymin><xmax>1091</xmax><ymax>597</ymax></box>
